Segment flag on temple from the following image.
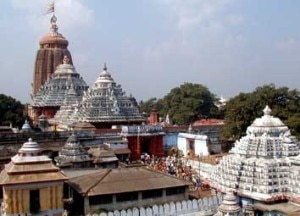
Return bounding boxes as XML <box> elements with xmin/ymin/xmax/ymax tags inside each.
<box><xmin>44</xmin><ymin>2</ymin><xmax>55</xmax><ymax>14</ymax></box>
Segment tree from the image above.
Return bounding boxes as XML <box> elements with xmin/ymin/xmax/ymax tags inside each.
<box><xmin>0</xmin><ymin>94</ymin><xmax>24</xmax><ymax>128</ymax></box>
<box><xmin>159</xmin><ymin>83</ymin><xmax>219</xmax><ymax>125</ymax></box>
<box><xmin>139</xmin><ymin>97</ymin><xmax>163</xmax><ymax>116</ymax></box>
<box><xmin>221</xmin><ymin>84</ymin><xmax>300</xmax><ymax>140</ymax></box>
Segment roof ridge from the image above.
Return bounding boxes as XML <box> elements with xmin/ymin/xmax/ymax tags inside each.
<box><xmin>85</xmin><ymin>169</ymin><xmax>112</xmax><ymax>196</ymax></box>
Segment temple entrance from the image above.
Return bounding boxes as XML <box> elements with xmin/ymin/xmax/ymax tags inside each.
<box><xmin>30</xmin><ymin>189</ymin><xmax>40</xmax><ymax>213</ymax></box>
<box><xmin>187</xmin><ymin>139</ymin><xmax>195</xmax><ymax>156</ymax></box>
<box><xmin>141</xmin><ymin>138</ymin><xmax>151</xmax><ymax>155</ymax></box>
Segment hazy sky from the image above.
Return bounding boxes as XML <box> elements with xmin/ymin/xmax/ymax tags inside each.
<box><xmin>1</xmin><ymin>0</ymin><xmax>300</xmax><ymax>104</ymax></box>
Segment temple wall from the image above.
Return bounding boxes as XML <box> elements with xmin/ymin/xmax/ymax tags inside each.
<box><xmin>127</xmin><ymin>137</ymin><xmax>141</xmax><ymax>161</ymax></box>
<box><xmin>89</xmin><ymin>192</ymin><xmax>189</xmax><ymax>213</ymax></box>
<box><xmin>3</xmin><ymin>183</ymin><xmax>64</xmax><ymax>215</ymax></box>
<box><xmin>84</xmin><ymin>195</ymin><xmax>222</xmax><ymax>216</ymax></box>
<box><xmin>148</xmin><ymin>135</ymin><xmax>164</xmax><ymax>157</ymax></box>
<box><xmin>178</xmin><ymin>133</ymin><xmax>209</xmax><ymax>157</ymax></box>
<box><xmin>3</xmin><ymin>188</ymin><xmax>29</xmax><ymax>214</ymax></box>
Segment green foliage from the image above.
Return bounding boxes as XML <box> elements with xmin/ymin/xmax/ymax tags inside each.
<box><xmin>138</xmin><ymin>97</ymin><xmax>163</xmax><ymax>115</ymax></box>
<box><xmin>221</xmin><ymin>84</ymin><xmax>300</xmax><ymax>140</ymax></box>
<box><xmin>139</xmin><ymin>83</ymin><xmax>220</xmax><ymax>125</ymax></box>
<box><xmin>0</xmin><ymin>94</ymin><xmax>24</xmax><ymax>128</ymax></box>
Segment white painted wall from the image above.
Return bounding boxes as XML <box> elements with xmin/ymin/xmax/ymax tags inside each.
<box><xmin>177</xmin><ymin>133</ymin><xmax>209</xmax><ymax>157</ymax></box>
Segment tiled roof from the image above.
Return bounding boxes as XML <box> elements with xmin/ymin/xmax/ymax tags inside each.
<box><xmin>68</xmin><ymin>167</ymin><xmax>190</xmax><ymax>196</ymax></box>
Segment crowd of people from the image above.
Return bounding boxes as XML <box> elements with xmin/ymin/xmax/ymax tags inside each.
<box><xmin>141</xmin><ymin>154</ymin><xmax>201</xmax><ymax>188</ymax></box>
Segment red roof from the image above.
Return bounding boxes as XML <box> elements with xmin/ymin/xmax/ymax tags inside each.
<box><xmin>193</xmin><ymin>119</ymin><xmax>225</xmax><ymax>126</ymax></box>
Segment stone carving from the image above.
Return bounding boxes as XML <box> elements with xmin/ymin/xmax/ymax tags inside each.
<box><xmin>33</xmin><ymin>55</ymin><xmax>87</xmax><ymax>121</ymax></box>
<box><xmin>33</xmin><ymin>15</ymin><xmax>73</xmax><ymax>96</ymax></box>
<box><xmin>206</xmin><ymin>106</ymin><xmax>300</xmax><ymax>203</ymax></box>
<box><xmin>54</xmin><ymin>133</ymin><xmax>92</xmax><ymax>167</ymax></box>
<box><xmin>72</xmin><ymin>64</ymin><xmax>145</xmax><ymax>126</ymax></box>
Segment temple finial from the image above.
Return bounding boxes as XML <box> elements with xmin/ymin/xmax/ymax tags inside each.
<box><xmin>263</xmin><ymin>105</ymin><xmax>272</xmax><ymax>116</ymax></box>
<box><xmin>50</xmin><ymin>14</ymin><xmax>58</xmax><ymax>34</ymax></box>
<box><xmin>103</xmin><ymin>62</ymin><xmax>107</xmax><ymax>71</ymax></box>
<box><xmin>63</xmin><ymin>55</ymin><xmax>70</xmax><ymax>64</ymax></box>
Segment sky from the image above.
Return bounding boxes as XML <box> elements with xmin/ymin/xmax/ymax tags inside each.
<box><xmin>1</xmin><ymin>0</ymin><xmax>300</xmax><ymax>104</ymax></box>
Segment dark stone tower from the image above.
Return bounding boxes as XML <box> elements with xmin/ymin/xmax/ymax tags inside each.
<box><xmin>32</xmin><ymin>15</ymin><xmax>73</xmax><ymax>96</ymax></box>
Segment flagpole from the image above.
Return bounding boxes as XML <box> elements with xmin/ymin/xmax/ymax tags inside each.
<box><xmin>53</xmin><ymin>1</ymin><xmax>55</xmax><ymax>16</ymax></box>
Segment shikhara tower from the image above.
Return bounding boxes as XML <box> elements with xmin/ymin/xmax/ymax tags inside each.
<box><xmin>32</xmin><ymin>14</ymin><xmax>73</xmax><ymax>97</ymax></box>
<box><xmin>209</xmin><ymin>106</ymin><xmax>300</xmax><ymax>204</ymax></box>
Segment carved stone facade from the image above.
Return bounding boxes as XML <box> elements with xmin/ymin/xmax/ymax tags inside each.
<box><xmin>33</xmin><ymin>15</ymin><xmax>73</xmax><ymax>97</ymax></box>
<box><xmin>207</xmin><ymin>106</ymin><xmax>300</xmax><ymax>204</ymax></box>
<box><xmin>32</xmin><ymin>56</ymin><xmax>88</xmax><ymax>121</ymax></box>
<box><xmin>55</xmin><ymin>133</ymin><xmax>92</xmax><ymax>168</ymax></box>
<box><xmin>215</xmin><ymin>192</ymin><xmax>242</xmax><ymax>216</ymax></box>
<box><xmin>72</xmin><ymin>65</ymin><xmax>145</xmax><ymax>128</ymax></box>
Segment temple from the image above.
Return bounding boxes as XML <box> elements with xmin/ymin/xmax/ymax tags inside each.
<box><xmin>32</xmin><ymin>55</ymin><xmax>88</xmax><ymax>121</ymax></box>
<box><xmin>215</xmin><ymin>192</ymin><xmax>242</xmax><ymax>216</ymax></box>
<box><xmin>207</xmin><ymin>106</ymin><xmax>300</xmax><ymax>206</ymax></box>
<box><xmin>32</xmin><ymin>15</ymin><xmax>73</xmax><ymax>96</ymax></box>
<box><xmin>0</xmin><ymin>138</ymin><xmax>68</xmax><ymax>215</ymax></box>
<box><xmin>55</xmin><ymin>133</ymin><xmax>92</xmax><ymax>168</ymax></box>
<box><xmin>72</xmin><ymin>64</ymin><xmax>145</xmax><ymax>128</ymax></box>
<box><xmin>121</xmin><ymin>125</ymin><xmax>165</xmax><ymax>160</ymax></box>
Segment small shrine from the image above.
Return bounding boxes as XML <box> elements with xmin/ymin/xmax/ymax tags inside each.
<box><xmin>73</xmin><ymin>64</ymin><xmax>145</xmax><ymax>128</ymax></box>
<box><xmin>21</xmin><ymin>119</ymin><xmax>33</xmax><ymax>133</ymax></box>
<box><xmin>215</xmin><ymin>192</ymin><xmax>242</xmax><ymax>216</ymax></box>
<box><xmin>55</xmin><ymin>133</ymin><xmax>92</xmax><ymax>168</ymax></box>
<box><xmin>0</xmin><ymin>138</ymin><xmax>68</xmax><ymax>215</ymax></box>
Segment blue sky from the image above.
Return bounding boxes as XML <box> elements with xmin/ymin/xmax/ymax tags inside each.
<box><xmin>1</xmin><ymin>0</ymin><xmax>300</xmax><ymax>103</ymax></box>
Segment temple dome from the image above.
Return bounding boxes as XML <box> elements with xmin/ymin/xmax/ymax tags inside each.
<box><xmin>11</xmin><ymin>138</ymin><xmax>51</xmax><ymax>164</ymax></box>
<box><xmin>247</xmin><ymin>106</ymin><xmax>288</xmax><ymax>136</ymax></box>
<box><xmin>55</xmin><ymin>133</ymin><xmax>92</xmax><ymax>167</ymax></box>
<box><xmin>217</xmin><ymin>192</ymin><xmax>241</xmax><ymax>215</ymax></box>
<box><xmin>39</xmin><ymin>15</ymin><xmax>68</xmax><ymax>46</ymax></box>
<box><xmin>18</xmin><ymin>138</ymin><xmax>41</xmax><ymax>155</ymax></box>
<box><xmin>209</xmin><ymin>106</ymin><xmax>300</xmax><ymax>202</ymax></box>
<box><xmin>32</xmin><ymin>57</ymin><xmax>88</xmax><ymax>108</ymax></box>
<box><xmin>95</xmin><ymin>64</ymin><xmax>114</xmax><ymax>84</ymax></box>
<box><xmin>71</xmin><ymin>63</ymin><xmax>145</xmax><ymax>127</ymax></box>
<box><xmin>21</xmin><ymin>120</ymin><xmax>32</xmax><ymax>132</ymax></box>
<box><xmin>54</xmin><ymin>56</ymin><xmax>76</xmax><ymax>74</ymax></box>
<box><xmin>39</xmin><ymin>32</ymin><xmax>68</xmax><ymax>46</ymax></box>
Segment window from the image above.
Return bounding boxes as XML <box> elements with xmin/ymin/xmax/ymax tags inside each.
<box><xmin>166</xmin><ymin>187</ymin><xmax>185</xmax><ymax>196</ymax></box>
<box><xmin>142</xmin><ymin>189</ymin><xmax>162</xmax><ymax>199</ymax></box>
<box><xmin>89</xmin><ymin>195</ymin><xmax>113</xmax><ymax>205</ymax></box>
<box><xmin>116</xmin><ymin>192</ymin><xmax>138</xmax><ymax>202</ymax></box>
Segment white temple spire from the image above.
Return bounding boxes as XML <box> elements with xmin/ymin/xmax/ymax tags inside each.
<box><xmin>263</xmin><ymin>105</ymin><xmax>272</xmax><ymax>116</ymax></box>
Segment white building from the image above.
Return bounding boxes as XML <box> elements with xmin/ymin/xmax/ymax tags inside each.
<box><xmin>177</xmin><ymin>133</ymin><xmax>209</xmax><ymax>157</ymax></box>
